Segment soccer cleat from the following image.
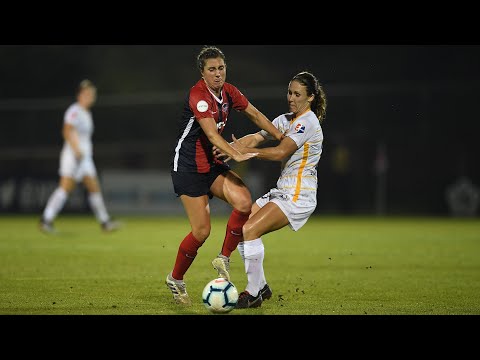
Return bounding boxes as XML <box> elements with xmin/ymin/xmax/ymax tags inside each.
<box><xmin>165</xmin><ymin>272</ymin><xmax>192</xmax><ymax>306</ymax></box>
<box><xmin>235</xmin><ymin>290</ymin><xmax>263</xmax><ymax>309</ymax></box>
<box><xmin>211</xmin><ymin>254</ymin><xmax>231</xmax><ymax>281</ymax></box>
<box><xmin>260</xmin><ymin>283</ymin><xmax>272</xmax><ymax>301</ymax></box>
<box><xmin>39</xmin><ymin>218</ymin><xmax>56</xmax><ymax>234</ymax></box>
<box><xmin>101</xmin><ymin>220</ymin><xmax>120</xmax><ymax>233</ymax></box>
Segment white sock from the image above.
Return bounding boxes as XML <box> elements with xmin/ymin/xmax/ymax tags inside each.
<box><xmin>88</xmin><ymin>192</ymin><xmax>110</xmax><ymax>223</ymax></box>
<box><xmin>258</xmin><ymin>244</ymin><xmax>267</xmax><ymax>290</ymax></box>
<box><xmin>244</xmin><ymin>238</ymin><xmax>265</xmax><ymax>297</ymax></box>
<box><xmin>237</xmin><ymin>241</ymin><xmax>245</xmax><ymax>262</ymax></box>
<box><xmin>240</xmin><ymin>240</ymin><xmax>267</xmax><ymax>289</ymax></box>
<box><xmin>259</xmin><ymin>268</ymin><xmax>267</xmax><ymax>291</ymax></box>
<box><xmin>43</xmin><ymin>187</ymin><xmax>67</xmax><ymax>222</ymax></box>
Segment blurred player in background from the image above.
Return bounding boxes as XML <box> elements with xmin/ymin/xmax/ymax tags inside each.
<box><xmin>165</xmin><ymin>45</ymin><xmax>285</xmax><ymax>305</ymax></box>
<box><xmin>217</xmin><ymin>71</ymin><xmax>327</xmax><ymax>308</ymax></box>
<box><xmin>39</xmin><ymin>79</ymin><xmax>119</xmax><ymax>234</ymax></box>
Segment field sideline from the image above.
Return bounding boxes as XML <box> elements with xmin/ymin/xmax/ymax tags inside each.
<box><xmin>0</xmin><ymin>215</ymin><xmax>479</xmax><ymax>315</ymax></box>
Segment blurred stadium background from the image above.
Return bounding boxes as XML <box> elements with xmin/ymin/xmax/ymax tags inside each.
<box><xmin>1</xmin><ymin>45</ymin><xmax>479</xmax><ymax>217</ymax></box>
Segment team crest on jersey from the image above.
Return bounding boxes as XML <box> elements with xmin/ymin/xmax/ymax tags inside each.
<box><xmin>197</xmin><ymin>100</ymin><xmax>208</xmax><ymax>113</ymax></box>
<box><xmin>222</xmin><ymin>103</ymin><xmax>229</xmax><ymax>112</ymax></box>
<box><xmin>295</xmin><ymin>123</ymin><xmax>305</xmax><ymax>133</ymax></box>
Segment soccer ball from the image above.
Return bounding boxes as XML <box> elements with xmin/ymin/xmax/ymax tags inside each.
<box><xmin>202</xmin><ymin>277</ymin><xmax>239</xmax><ymax>314</ymax></box>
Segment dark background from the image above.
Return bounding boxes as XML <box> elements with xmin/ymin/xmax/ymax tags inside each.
<box><xmin>1</xmin><ymin>45</ymin><xmax>479</xmax><ymax>215</ymax></box>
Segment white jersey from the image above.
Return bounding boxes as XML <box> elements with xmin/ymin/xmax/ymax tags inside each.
<box><xmin>58</xmin><ymin>102</ymin><xmax>97</xmax><ymax>181</ymax></box>
<box><xmin>62</xmin><ymin>102</ymin><xmax>94</xmax><ymax>157</ymax></box>
<box><xmin>260</xmin><ymin>110</ymin><xmax>323</xmax><ymax>205</ymax></box>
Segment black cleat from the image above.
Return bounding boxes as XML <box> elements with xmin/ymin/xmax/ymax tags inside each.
<box><xmin>235</xmin><ymin>291</ymin><xmax>263</xmax><ymax>309</ymax></box>
<box><xmin>260</xmin><ymin>284</ymin><xmax>272</xmax><ymax>300</ymax></box>
<box><xmin>39</xmin><ymin>218</ymin><xmax>56</xmax><ymax>234</ymax></box>
<box><xmin>101</xmin><ymin>220</ymin><xmax>121</xmax><ymax>232</ymax></box>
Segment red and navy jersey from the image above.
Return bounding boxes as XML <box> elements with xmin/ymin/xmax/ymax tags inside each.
<box><xmin>171</xmin><ymin>79</ymin><xmax>249</xmax><ymax>173</ymax></box>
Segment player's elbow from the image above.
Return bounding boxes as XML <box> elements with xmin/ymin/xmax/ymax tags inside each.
<box><xmin>62</xmin><ymin>128</ymin><xmax>70</xmax><ymax>140</ymax></box>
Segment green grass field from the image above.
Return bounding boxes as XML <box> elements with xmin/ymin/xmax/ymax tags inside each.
<box><xmin>0</xmin><ymin>215</ymin><xmax>479</xmax><ymax>315</ymax></box>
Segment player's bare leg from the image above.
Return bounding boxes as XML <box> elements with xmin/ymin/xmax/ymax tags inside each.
<box><xmin>166</xmin><ymin>195</ymin><xmax>210</xmax><ymax>306</ymax></box>
<box><xmin>210</xmin><ymin>170</ymin><xmax>252</xmax><ymax>281</ymax></box>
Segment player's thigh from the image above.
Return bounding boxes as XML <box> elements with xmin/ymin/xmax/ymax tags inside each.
<box><xmin>82</xmin><ymin>175</ymin><xmax>101</xmax><ymax>193</ymax></box>
<box><xmin>210</xmin><ymin>170</ymin><xmax>251</xmax><ymax>210</ymax></box>
<box><xmin>59</xmin><ymin>150</ymin><xmax>77</xmax><ymax>179</ymax></box>
<box><xmin>243</xmin><ymin>202</ymin><xmax>289</xmax><ymax>239</ymax></box>
<box><xmin>180</xmin><ymin>194</ymin><xmax>211</xmax><ymax>241</ymax></box>
<box><xmin>59</xmin><ymin>176</ymin><xmax>77</xmax><ymax>193</ymax></box>
<box><xmin>249</xmin><ymin>202</ymin><xmax>261</xmax><ymax>218</ymax></box>
<box><xmin>78</xmin><ymin>158</ymin><xmax>97</xmax><ymax>184</ymax></box>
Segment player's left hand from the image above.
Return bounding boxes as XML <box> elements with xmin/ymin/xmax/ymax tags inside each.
<box><xmin>75</xmin><ymin>152</ymin><xmax>85</xmax><ymax>163</ymax></box>
<box><xmin>213</xmin><ymin>146</ymin><xmax>231</xmax><ymax>162</ymax></box>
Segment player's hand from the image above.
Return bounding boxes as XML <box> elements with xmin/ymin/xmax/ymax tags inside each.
<box><xmin>230</xmin><ymin>134</ymin><xmax>257</xmax><ymax>162</ymax></box>
<box><xmin>212</xmin><ymin>145</ymin><xmax>227</xmax><ymax>160</ymax></box>
<box><xmin>75</xmin><ymin>152</ymin><xmax>84</xmax><ymax>163</ymax></box>
<box><xmin>212</xmin><ymin>146</ymin><xmax>231</xmax><ymax>162</ymax></box>
<box><xmin>231</xmin><ymin>151</ymin><xmax>258</xmax><ymax>163</ymax></box>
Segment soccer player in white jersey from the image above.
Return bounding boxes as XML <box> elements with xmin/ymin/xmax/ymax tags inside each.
<box><xmin>39</xmin><ymin>79</ymin><xmax>119</xmax><ymax>233</ymax></box>
<box><xmin>215</xmin><ymin>71</ymin><xmax>327</xmax><ymax>308</ymax></box>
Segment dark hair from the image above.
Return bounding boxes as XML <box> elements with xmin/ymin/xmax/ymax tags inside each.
<box><xmin>291</xmin><ymin>71</ymin><xmax>327</xmax><ymax>123</ymax></box>
<box><xmin>77</xmin><ymin>79</ymin><xmax>96</xmax><ymax>95</ymax></box>
<box><xmin>197</xmin><ymin>46</ymin><xmax>226</xmax><ymax>72</ymax></box>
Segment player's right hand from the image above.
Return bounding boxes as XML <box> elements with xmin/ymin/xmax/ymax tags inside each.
<box><xmin>213</xmin><ymin>145</ymin><xmax>233</xmax><ymax>162</ymax></box>
<box><xmin>75</xmin><ymin>152</ymin><xmax>84</xmax><ymax>163</ymax></box>
<box><xmin>232</xmin><ymin>151</ymin><xmax>258</xmax><ymax>163</ymax></box>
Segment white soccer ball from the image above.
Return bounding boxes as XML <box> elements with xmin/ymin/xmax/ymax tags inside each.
<box><xmin>202</xmin><ymin>277</ymin><xmax>239</xmax><ymax>314</ymax></box>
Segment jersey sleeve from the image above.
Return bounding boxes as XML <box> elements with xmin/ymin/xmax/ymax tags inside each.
<box><xmin>287</xmin><ymin>116</ymin><xmax>315</xmax><ymax>149</ymax></box>
<box><xmin>64</xmin><ymin>105</ymin><xmax>79</xmax><ymax>127</ymax></box>
<box><xmin>259</xmin><ymin>115</ymin><xmax>281</xmax><ymax>140</ymax></box>
<box><xmin>224</xmin><ymin>83</ymin><xmax>248</xmax><ymax>111</ymax></box>
<box><xmin>189</xmin><ymin>87</ymin><xmax>216</xmax><ymax>121</ymax></box>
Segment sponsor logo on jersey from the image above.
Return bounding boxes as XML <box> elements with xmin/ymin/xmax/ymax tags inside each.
<box><xmin>295</xmin><ymin>123</ymin><xmax>305</xmax><ymax>133</ymax></box>
<box><xmin>197</xmin><ymin>100</ymin><xmax>208</xmax><ymax>112</ymax></box>
<box><xmin>68</xmin><ymin>111</ymin><xmax>77</xmax><ymax>121</ymax></box>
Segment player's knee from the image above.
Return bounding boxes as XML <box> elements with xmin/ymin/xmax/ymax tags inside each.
<box><xmin>192</xmin><ymin>226</ymin><xmax>211</xmax><ymax>242</ymax></box>
<box><xmin>234</xmin><ymin>197</ymin><xmax>252</xmax><ymax>214</ymax></box>
<box><xmin>61</xmin><ymin>183</ymin><xmax>75</xmax><ymax>194</ymax></box>
<box><xmin>242</xmin><ymin>221</ymin><xmax>255</xmax><ymax>239</ymax></box>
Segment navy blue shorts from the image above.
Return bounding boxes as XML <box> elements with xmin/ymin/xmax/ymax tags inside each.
<box><xmin>171</xmin><ymin>162</ymin><xmax>231</xmax><ymax>198</ymax></box>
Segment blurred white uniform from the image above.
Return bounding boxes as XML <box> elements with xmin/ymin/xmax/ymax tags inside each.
<box><xmin>59</xmin><ymin>102</ymin><xmax>97</xmax><ymax>181</ymax></box>
<box><xmin>257</xmin><ymin>110</ymin><xmax>323</xmax><ymax>231</ymax></box>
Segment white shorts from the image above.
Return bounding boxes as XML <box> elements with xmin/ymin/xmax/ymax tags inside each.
<box><xmin>255</xmin><ymin>188</ymin><xmax>317</xmax><ymax>231</ymax></box>
<box><xmin>59</xmin><ymin>148</ymin><xmax>97</xmax><ymax>182</ymax></box>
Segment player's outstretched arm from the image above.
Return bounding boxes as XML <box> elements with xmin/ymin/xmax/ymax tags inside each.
<box><xmin>200</xmin><ymin>117</ymin><xmax>258</xmax><ymax>163</ymax></box>
<box><xmin>242</xmin><ymin>102</ymin><xmax>285</xmax><ymax>142</ymax></box>
<box><xmin>232</xmin><ymin>134</ymin><xmax>297</xmax><ymax>162</ymax></box>
<box><xmin>213</xmin><ymin>132</ymin><xmax>266</xmax><ymax>162</ymax></box>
